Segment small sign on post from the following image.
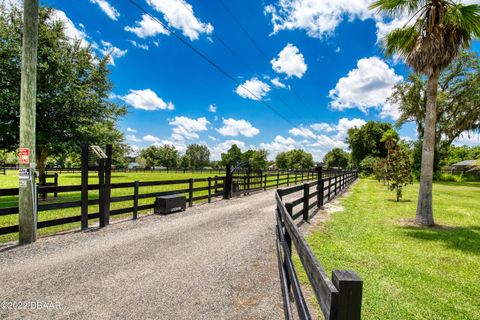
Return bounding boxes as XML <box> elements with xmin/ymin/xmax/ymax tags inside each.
<box><xmin>19</xmin><ymin>147</ymin><xmax>30</xmax><ymax>164</ymax></box>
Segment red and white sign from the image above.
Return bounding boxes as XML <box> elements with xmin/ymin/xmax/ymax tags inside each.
<box><xmin>19</xmin><ymin>148</ymin><xmax>30</xmax><ymax>164</ymax></box>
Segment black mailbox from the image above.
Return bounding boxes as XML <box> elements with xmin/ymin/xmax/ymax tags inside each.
<box><xmin>154</xmin><ymin>194</ymin><xmax>186</xmax><ymax>214</ymax></box>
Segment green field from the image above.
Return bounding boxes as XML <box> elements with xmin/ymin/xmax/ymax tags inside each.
<box><xmin>0</xmin><ymin>169</ymin><xmax>309</xmax><ymax>243</ymax></box>
<box><xmin>298</xmin><ymin>179</ymin><xmax>480</xmax><ymax>319</ymax></box>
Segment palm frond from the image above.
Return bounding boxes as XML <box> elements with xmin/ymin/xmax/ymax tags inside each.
<box><xmin>443</xmin><ymin>4</ymin><xmax>480</xmax><ymax>39</ymax></box>
<box><xmin>384</xmin><ymin>26</ymin><xmax>419</xmax><ymax>58</ymax></box>
<box><xmin>369</xmin><ymin>0</ymin><xmax>423</xmax><ymax>17</ymax></box>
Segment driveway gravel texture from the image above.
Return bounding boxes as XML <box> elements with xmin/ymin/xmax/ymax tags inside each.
<box><xmin>0</xmin><ymin>189</ymin><xmax>292</xmax><ymax>320</ymax></box>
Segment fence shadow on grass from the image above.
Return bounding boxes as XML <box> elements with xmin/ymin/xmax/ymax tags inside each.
<box><xmin>402</xmin><ymin>225</ymin><xmax>480</xmax><ymax>256</ymax></box>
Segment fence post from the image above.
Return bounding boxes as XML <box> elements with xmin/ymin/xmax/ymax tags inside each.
<box><xmin>277</xmin><ymin>172</ymin><xmax>280</xmax><ymax>188</ymax></box>
<box><xmin>332</xmin><ymin>270</ymin><xmax>363</xmax><ymax>320</ymax></box>
<box><xmin>303</xmin><ymin>183</ymin><xmax>309</xmax><ymax>221</ymax></box>
<box><xmin>317</xmin><ymin>164</ymin><xmax>324</xmax><ymax>208</ymax></box>
<box><xmin>207</xmin><ymin>177</ymin><xmax>212</xmax><ymax>203</ymax></box>
<box><xmin>54</xmin><ymin>173</ymin><xmax>58</xmax><ymax>198</ymax></box>
<box><xmin>263</xmin><ymin>174</ymin><xmax>267</xmax><ymax>191</ymax></box>
<box><xmin>214</xmin><ymin>176</ymin><xmax>218</xmax><ymax>195</ymax></box>
<box><xmin>223</xmin><ymin>164</ymin><xmax>232</xmax><ymax>199</ymax></box>
<box><xmin>81</xmin><ymin>143</ymin><xmax>89</xmax><ymax>230</ymax></box>
<box><xmin>133</xmin><ymin>181</ymin><xmax>139</xmax><ymax>219</ymax></box>
<box><xmin>287</xmin><ymin>172</ymin><xmax>290</xmax><ymax>186</ymax></box>
<box><xmin>189</xmin><ymin>178</ymin><xmax>194</xmax><ymax>207</ymax></box>
<box><xmin>104</xmin><ymin>144</ymin><xmax>112</xmax><ymax>226</ymax></box>
<box><xmin>98</xmin><ymin>158</ymin><xmax>106</xmax><ymax>228</ymax></box>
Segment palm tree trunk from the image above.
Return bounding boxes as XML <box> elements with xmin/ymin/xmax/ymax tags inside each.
<box><xmin>415</xmin><ymin>69</ymin><xmax>440</xmax><ymax>226</ymax></box>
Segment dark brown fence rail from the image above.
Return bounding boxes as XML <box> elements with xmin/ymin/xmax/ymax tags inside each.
<box><xmin>275</xmin><ymin>168</ymin><xmax>362</xmax><ymax>320</ymax></box>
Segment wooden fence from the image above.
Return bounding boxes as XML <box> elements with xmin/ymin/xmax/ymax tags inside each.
<box><xmin>0</xmin><ymin>169</ymin><xmax>321</xmax><ymax>237</ymax></box>
<box><xmin>0</xmin><ymin>177</ymin><xmax>226</xmax><ymax>236</ymax></box>
<box><xmin>275</xmin><ymin>169</ymin><xmax>362</xmax><ymax>319</ymax></box>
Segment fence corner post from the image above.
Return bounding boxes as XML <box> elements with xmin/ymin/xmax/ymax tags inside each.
<box><xmin>332</xmin><ymin>270</ymin><xmax>363</xmax><ymax>320</ymax></box>
<box><xmin>316</xmin><ymin>164</ymin><xmax>324</xmax><ymax>208</ymax></box>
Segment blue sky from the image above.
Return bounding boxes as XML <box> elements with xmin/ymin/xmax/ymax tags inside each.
<box><xmin>37</xmin><ymin>0</ymin><xmax>480</xmax><ymax>160</ymax></box>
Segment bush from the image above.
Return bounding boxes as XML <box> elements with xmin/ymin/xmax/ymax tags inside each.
<box><xmin>435</xmin><ymin>173</ymin><xmax>480</xmax><ymax>182</ymax></box>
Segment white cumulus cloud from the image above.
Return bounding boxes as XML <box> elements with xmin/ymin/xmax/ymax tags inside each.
<box><xmin>146</xmin><ymin>0</ymin><xmax>213</xmax><ymax>41</ymax></box>
<box><xmin>126</xmin><ymin>134</ymin><xmax>141</xmax><ymax>142</ymax></box>
<box><xmin>264</xmin><ymin>0</ymin><xmax>372</xmax><ymax>39</ymax></box>
<box><xmin>329</xmin><ymin>57</ymin><xmax>403</xmax><ymax>115</ymax></box>
<box><xmin>143</xmin><ymin>134</ymin><xmax>161</xmax><ymax>143</ymax></box>
<box><xmin>270</xmin><ymin>77</ymin><xmax>287</xmax><ymax>88</ymax></box>
<box><xmin>122</xmin><ymin>89</ymin><xmax>174</xmax><ymax>111</ymax></box>
<box><xmin>128</xmin><ymin>40</ymin><xmax>149</xmax><ymax>50</ymax></box>
<box><xmin>89</xmin><ymin>0</ymin><xmax>120</xmax><ymax>20</ymax></box>
<box><xmin>125</xmin><ymin>14</ymin><xmax>170</xmax><ymax>38</ymax></box>
<box><xmin>169</xmin><ymin>116</ymin><xmax>209</xmax><ymax>140</ymax></box>
<box><xmin>271</xmin><ymin>43</ymin><xmax>307</xmax><ymax>78</ymax></box>
<box><xmin>236</xmin><ymin>78</ymin><xmax>271</xmax><ymax>101</ymax></box>
<box><xmin>216</xmin><ymin>118</ymin><xmax>260</xmax><ymax>137</ymax></box>
<box><xmin>99</xmin><ymin>40</ymin><xmax>127</xmax><ymax>65</ymax></box>
<box><xmin>208</xmin><ymin>104</ymin><xmax>217</xmax><ymax>113</ymax></box>
<box><xmin>49</xmin><ymin>10</ymin><xmax>88</xmax><ymax>47</ymax></box>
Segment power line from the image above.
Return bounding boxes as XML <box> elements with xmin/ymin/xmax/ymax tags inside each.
<box><xmin>125</xmin><ymin>0</ymin><xmax>303</xmax><ymax>130</ymax></box>
<box><xmin>175</xmin><ymin>0</ymin><xmax>314</xmax><ymax>126</ymax></box>
<box><xmin>217</xmin><ymin>0</ymin><xmax>318</xmax><ymax>118</ymax></box>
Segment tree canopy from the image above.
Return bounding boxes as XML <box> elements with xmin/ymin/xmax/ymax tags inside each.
<box><xmin>0</xmin><ymin>6</ymin><xmax>126</xmax><ymax>172</ymax></box>
<box><xmin>323</xmin><ymin>148</ymin><xmax>349</xmax><ymax>169</ymax></box>
<box><xmin>139</xmin><ymin>145</ymin><xmax>179</xmax><ymax>168</ymax></box>
<box><xmin>185</xmin><ymin>144</ymin><xmax>210</xmax><ymax>168</ymax></box>
<box><xmin>389</xmin><ymin>51</ymin><xmax>480</xmax><ymax>149</ymax></box>
<box><xmin>346</xmin><ymin>121</ymin><xmax>399</xmax><ymax>167</ymax></box>
<box><xmin>275</xmin><ymin>149</ymin><xmax>315</xmax><ymax>170</ymax></box>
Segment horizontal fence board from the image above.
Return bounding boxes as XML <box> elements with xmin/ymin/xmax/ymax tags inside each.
<box><xmin>137</xmin><ymin>189</ymin><xmax>190</xmax><ymax>200</ymax></box>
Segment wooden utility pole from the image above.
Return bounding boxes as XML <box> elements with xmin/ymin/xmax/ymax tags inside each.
<box><xmin>19</xmin><ymin>0</ymin><xmax>39</xmax><ymax>244</ymax></box>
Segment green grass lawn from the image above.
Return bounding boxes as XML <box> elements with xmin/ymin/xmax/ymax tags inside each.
<box><xmin>300</xmin><ymin>178</ymin><xmax>480</xmax><ymax>320</ymax></box>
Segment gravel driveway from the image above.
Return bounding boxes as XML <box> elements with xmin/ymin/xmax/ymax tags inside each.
<box><xmin>0</xmin><ymin>190</ymin><xmax>285</xmax><ymax>319</ymax></box>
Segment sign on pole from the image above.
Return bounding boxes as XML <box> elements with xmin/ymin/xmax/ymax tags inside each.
<box><xmin>19</xmin><ymin>148</ymin><xmax>30</xmax><ymax>164</ymax></box>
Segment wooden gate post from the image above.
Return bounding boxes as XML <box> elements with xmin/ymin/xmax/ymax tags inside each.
<box><xmin>81</xmin><ymin>144</ymin><xmax>89</xmax><ymax>230</ymax></box>
<box><xmin>98</xmin><ymin>158</ymin><xmax>106</xmax><ymax>228</ymax></box>
<box><xmin>223</xmin><ymin>164</ymin><xmax>232</xmax><ymax>199</ymax></box>
<box><xmin>104</xmin><ymin>144</ymin><xmax>112</xmax><ymax>226</ymax></box>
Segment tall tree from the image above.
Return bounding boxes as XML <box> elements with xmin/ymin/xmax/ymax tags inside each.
<box><xmin>389</xmin><ymin>51</ymin><xmax>480</xmax><ymax>170</ymax></box>
<box><xmin>139</xmin><ymin>145</ymin><xmax>179</xmax><ymax>168</ymax></box>
<box><xmin>323</xmin><ymin>148</ymin><xmax>350</xmax><ymax>169</ymax></box>
<box><xmin>241</xmin><ymin>149</ymin><xmax>268</xmax><ymax>171</ymax></box>
<box><xmin>185</xmin><ymin>144</ymin><xmax>210</xmax><ymax>168</ymax></box>
<box><xmin>220</xmin><ymin>144</ymin><xmax>243</xmax><ymax>167</ymax></box>
<box><xmin>275</xmin><ymin>149</ymin><xmax>315</xmax><ymax>170</ymax></box>
<box><xmin>371</xmin><ymin>0</ymin><xmax>480</xmax><ymax>225</ymax></box>
<box><xmin>0</xmin><ymin>6</ymin><xmax>126</xmax><ymax>176</ymax></box>
<box><xmin>346</xmin><ymin>121</ymin><xmax>398</xmax><ymax>167</ymax></box>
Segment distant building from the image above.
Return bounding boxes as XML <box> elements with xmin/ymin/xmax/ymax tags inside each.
<box><xmin>451</xmin><ymin>160</ymin><xmax>479</xmax><ymax>174</ymax></box>
<box><xmin>128</xmin><ymin>162</ymin><xmax>140</xmax><ymax>169</ymax></box>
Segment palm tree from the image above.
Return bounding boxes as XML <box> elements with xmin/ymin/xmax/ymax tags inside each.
<box><xmin>370</xmin><ymin>0</ymin><xmax>480</xmax><ymax>226</ymax></box>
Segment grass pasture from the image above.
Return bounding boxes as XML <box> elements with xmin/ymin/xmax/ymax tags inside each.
<box><xmin>297</xmin><ymin>179</ymin><xmax>480</xmax><ymax>319</ymax></box>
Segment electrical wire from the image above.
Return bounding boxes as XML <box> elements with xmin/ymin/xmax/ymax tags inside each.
<box><xmin>125</xmin><ymin>0</ymin><xmax>305</xmax><ymax>130</ymax></box>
